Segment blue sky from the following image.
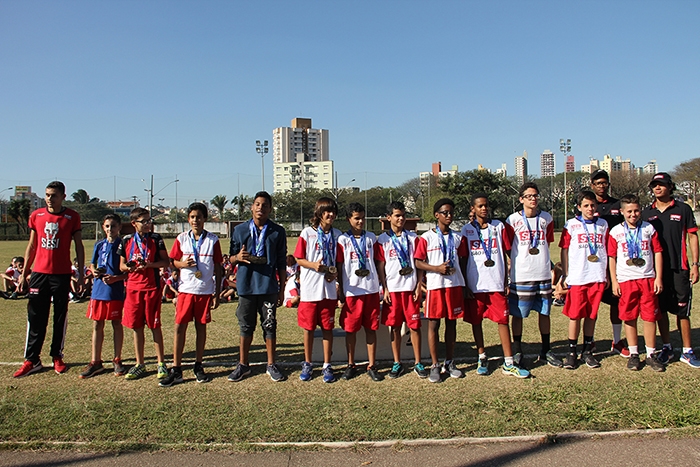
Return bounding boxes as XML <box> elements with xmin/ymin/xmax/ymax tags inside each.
<box><xmin>2</xmin><ymin>1</ymin><xmax>699</xmax><ymax>207</ymax></box>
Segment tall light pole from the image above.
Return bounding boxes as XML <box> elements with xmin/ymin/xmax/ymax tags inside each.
<box><xmin>560</xmin><ymin>138</ymin><xmax>572</xmax><ymax>222</ymax></box>
<box><xmin>143</xmin><ymin>176</ymin><xmax>179</xmax><ymax>218</ymax></box>
<box><xmin>174</xmin><ymin>175</ymin><xmax>179</xmax><ymax>223</ymax></box>
<box><xmin>256</xmin><ymin>140</ymin><xmax>269</xmax><ymax>191</ymax></box>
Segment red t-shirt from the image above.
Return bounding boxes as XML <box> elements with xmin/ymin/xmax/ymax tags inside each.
<box><xmin>28</xmin><ymin>207</ymin><xmax>82</xmax><ymax>275</ymax></box>
<box><xmin>118</xmin><ymin>233</ymin><xmax>167</xmax><ymax>290</ymax></box>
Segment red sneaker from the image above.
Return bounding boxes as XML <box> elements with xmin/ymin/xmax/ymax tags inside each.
<box><xmin>13</xmin><ymin>360</ymin><xmax>43</xmax><ymax>378</ymax></box>
<box><xmin>611</xmin><ymin>340</ymin><xmax>631</xmax><ymax>358</ymax></box>
<box><xmin>53</xmin><ymin>357</ymin><xmax>68</xmax><ymax>374</ymax></box>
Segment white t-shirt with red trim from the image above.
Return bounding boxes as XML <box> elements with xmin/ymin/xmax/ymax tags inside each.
<box><xmin>293</xmin><ymin>226</ymin><xmax>343</xmax><ymax>302</ymax></box>
<box><xmin>169</xmin><ymin>230</ymin><xmax>224</xmax><ymax>295</ymax></box>
<box><xmin>414</xmin><ymin>228</ymin><xmax>467</xmax><ymax>291</ymax></box>
<box><xmin>461</xmin><ymin>220</ymin><xmax>512</xmax><ymax>293</ymax></box>
<box><xmin>337</xmin><ymin>231</ymin><xmax>381</xmax><ymax>297</ymax></box>
<box><xmin>559</xmin><ymin>217</ymin><xmax>609</xmax><ymax>286</ymax></box>
<box><xmin>506</xmin><ymin>210</ymin><xmax>555</xmax><ymax>282</ymax></box>
<box><xmin>607</xmin><ymin>221</ymin><xmax>663</xmax><ymax>282</ymax></box>
<box><xmin>283</xmin><ymin>278</ymin><xmax>299</xmax><ymax>306</ymax></box>
<box><xmin>376</xmin><ymin>230</ymin><xmax>419</xmax><ymax>293</ymax></box>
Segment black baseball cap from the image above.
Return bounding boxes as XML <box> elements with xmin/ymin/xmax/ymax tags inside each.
<box><xmin>649</xmin><ymin>172</ymin><xmax>674</xmax><ymax>188</ymax></box>
<box><xmin>590</xmin><ymin>169</ymin><xmax>609</xmax><ymax>182</ymax></box>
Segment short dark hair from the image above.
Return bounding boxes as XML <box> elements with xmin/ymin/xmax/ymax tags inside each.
<box><xmin>102</xmin><ymin>213</ymin><xmax>122</xmax><ymax>225</ymax></box>
<box><xmin>14</xmin><ymin>256</ymin><xmax>24</xmax><ymax>264</ymax></box>
<box><xmin>470</xmin><ymin>192</ymin><xmax>489</xmax><ymax>205</ymax></box>
<box><xmin>188</xmin><ymin>202</ymin><xmax>208</xmax><ymax>219</ymax></box>
<box><xmin>345</xmin><ymin>202</ymin><xmax>365</xmax><ymax>218</ymax></box>
<box><xmin>619</xmin><ymin>194</ymin><xmax>640</xmax><ymax>208</ymax></box>
<box><xmin>433</xmin><ymin>198</ymin><xmax>454</xmax><ymax>214</ymax></box>
<box><xmin>46</xmin><ymin>181</ymin><xmax>66</xmax><ymax>194</ymax></box>
<box><xmin>130</xmin><ymin>207</ymin><xmax>150</xmax><ymax>222</ymax></box>
<box><xmin>519</xmin><ymin>182</ymin><xmax>539</xmax><ymax>197</ymax></box>
<box><xmin>577</xmin><ymin>190</ymin><xmax>597</xmax><ymax>205</ymax></box>
<box><xmin>253</xmin><ymin>191</ymin><xmax>273</xmax><ymax>207</ymax></box>
<box><xmin>387</xmin><ymin>201</ymin><xmax>405</xmax><ymax>215</ymax></box>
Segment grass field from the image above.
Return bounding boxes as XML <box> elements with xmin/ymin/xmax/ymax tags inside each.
<box><xmin>2</xmin><ymin>237</ymin><xmax>700</xmax><ymax>450</ymax></box>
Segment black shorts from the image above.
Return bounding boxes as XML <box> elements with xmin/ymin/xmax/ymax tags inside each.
<box><xmin>658</xmin><ymin>269</ymin><xmax>692</xmax><ymax>318</ymax></box>
<box><xmin>236</xmin><ymin>294</ymin><xmax>278</xmax><ymax>339</ymax></box>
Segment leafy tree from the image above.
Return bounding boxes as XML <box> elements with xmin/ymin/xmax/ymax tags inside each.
<box><xmin>231</xmin><ymin>194</ymin><xmax>251</xmax><ymax>220</ymax></box>
<box><xmin>210</xmin><ymin>195</ymin><xmax>228</xmax><ymax>220</ymax></box>
<box><xmin>609</xmin><ymin>171</ymin><xmax>652</xmax><ymax>207</ymax></box>
<box><xmin>440</xmin><ymin>170</ymin><xmax>518</xmax><ymax>219</ymax></box>
<box><xmin>7</xmin><ymin>198</ymin><xmax>31</xmax><ymax>234</ymax></box>
<box><xmin>671</xmin><ymin>157</ymin><xmax>700</xmax><ymax>209</ymax></box>
<box><xmin>64</xmin><ymin>201</ymin><xmax>114</xmax><ymax>222</ymax></box>
<box><xmin>71</xmin><ymin>189</ymin><xmax>95</xmax><ymax>204</ymax></box>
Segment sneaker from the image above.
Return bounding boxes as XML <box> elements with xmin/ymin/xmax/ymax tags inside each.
<box><xmin>159</xmin><ymin>368</ymin><xmax>184</xmax><ymax>387</ymax></box>
<box><xmin>9</xmin><ymin>291</ymin><xmax>18</xmax><ymax>300</ymax></box>
<box><xmin>13</xmin><ymin>360</ymin><xmax>43</xmax><ymax>378</ymax></box>
<box><xmin>538</xmin><ymin>351</ymin><xmax>563</xmax><ymax>368</ymax></box>
<box><xmin>611</xmin><ymin>340</ymin><xmax>631</xmax><ymax>358</ymax></box>
<box><xmin>657</xmin><ymin>346</ymin><xmax>673</xmax><ymax>365</ymax></box>
<box><xmin>501</xmin><ymin>363</ymin><xmax>530</xmax><ymax>378</ymax></box>
<box><xmin>227</xmin><ymin>363</ymin><xmax>251</xmax><ymax>382</ymax></box>
<box><xmin>194</xmin><ymin>363</ymin><xmax>211</xmax><ymax>383</ymax></box>
<box><xmin>581</xmin><ymin>351</ymin><xmax>601</xmax><ymax>369</ymax></box>
<box><xmin>388</xmin><ymin>362</ymin><xmax>404</xmax><ymax>379</ymax></box>
<box><xmin>156</xmin><ymin>362</ymin><xmax>168</xmax><ymax>379</ymax></box>
<box><xmin>646</xmin><ymin>354</ymin><xmax>665</xmax><ymax>372</ymax></box>
<box><xmin>125</xmin><ymin>364</ymin><xmax>147</xmax><ymax>380</ymax></box>
<box><xmin>563</xmin><ymin>353</ymin><xmax>577</xmax><ymax>370</ymax></box>
<box><xmin>413</xmin><ymin>362</ymin><xmax>429</xmax><ymax>378</ymax></box>
<box><xmin>627</xmin><ymin>354</ymin><xmax>641</xmax><ymax>371</ymax></box>
<box><xmin>553</xmin><ymin>298</ymin><xmax>565</xmax><ymax>306</ymax></box>
<box><xmin>513</xmin><ymin>352</ymin><xmax>526</xmax><ymax>369</ymax></box>
<box><xmin>299</xmin><ymin>361</ymin><xmax>313</xmax><ymax>382</ymax></box>
<box><xmin>266</xmin><ymin>363</ymin><xmax>285</xmax><ymax>382</ymax></box>
<box><xmin>476</xmin><ymin>357</ymin><xmax>489</xmax><ymax>376</ymax></box>
<box><xmin>53</xmin><ymin>357</ymin><xmax>68</xmax><ymax>374</ymax></box>
<box><xmin>680</xmin><ymin>350</ymin><xmax>700</xmax><ymax>368</ymax></box>
<box><xmin>113</xmin><ymin>358</ymin><xmax>126</xmax><ymax>376</ymax></box>
<box><xmin>322</xmin><ymin>365</ymin><xmax>335</xmax><ymax>383</ymax></box>
<box><xmin>442</xmin><ymin>360</ymin><xmax>463</xmax><ymax>378</ymax></box>
<box><xmin>79</xmin><ymin>361</ymin><xmax>105</xmax><ymax>379</ymax></box>
<box><xmin>341</xmin><ymin>364</ymin><xmax>357</xmax><ymax>381</ymax></box>
<box><xmin>428</xmin><ymin>363</ymin><xmax>441</xmax><ymax>383</ymax></box>
<box><xmin>367</xmin><ymin>365</ymin><xmax>382</xmax><ymax>382</ymax></box>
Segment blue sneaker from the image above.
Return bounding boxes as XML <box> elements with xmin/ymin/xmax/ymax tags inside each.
<box><xmin>680</xmin><ymin>350</ymin><xmax>700</xmax><ymax>368</ymax></box>
<box><xmin>299</xmin><ymin>361</ymin><xmax>313</xmax><ymax>382</ymax></box>
<box><xmin>657</xmin><ymin>347</ymin><xmax>673</xmax><ymax>365</ymax></box>
<box><xmin>322</xmin><ymin>365</ymin><xmax>335</xmax><ymax>383</ymax></box>
<box><xmin>502</xmin><ymin>363</ymin><xmax>530</xmax><ymax>379</ymax></box>
<box><xmin>476</xmin><ymin>357</ymin><xmax>489</xmax><ymax>376</ymax></box>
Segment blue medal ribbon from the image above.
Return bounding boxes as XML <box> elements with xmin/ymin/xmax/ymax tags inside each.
<box><xmin>249</xmin><ymin>220</ymin><xmax>268</xmax><ymax>257</ymax></box>
<box><xmin>316</xmin><ymin>226</ymin><xmax>336</xmax><ymax>267</ymax></box>
<box><xmin>189</xmin><ymin>230</ymin><xmax>207</xmax><ymax>271</ymax></box>
<box><xmin>521</xmin><ymin>210</ymin><xmax>541</xmax><ymax>251</ymax></box>
<box><xmin>99</xmin><ymin>240</ymin><xmax>112</xmax><ymax>269</ymax></box>
<box><xmin>472</xmin><ymin>220</ymin><xmax>493</xmax><ymax>262</ymax></box>
<box><xmin>389</xmin><ymin>230</ymin><xmax>410</xmax><ymax>269</ymax></box>
<box><xmin>577</xmin><ymin>216</ymin><xmax>598</xmax><ymax>257</ymax></box>
<box><xmin>623</xmin><ymin>222</ymin><xmax>641</xmax><ymax>260</ymax></box>
<box><xmin>437</xmin><ymin>228</ymin><xmax>455</xmax><ymax>267</ymax></box>
<box><xmin>130</xmin><ymin>233</ymin><xmax>149</xmax><ymax>262</ymax></box>
<box><xmin>348</xmin><ymin>230</ymin><xmax>368</xmax><ymax>270</ymax></box>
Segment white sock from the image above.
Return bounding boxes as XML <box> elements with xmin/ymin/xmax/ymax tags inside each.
<box><xmin>504</xmin><ymin>356</ymin><xmax>514</xmax><ymax>366</ymax></box>
<box><xmin>683</xmin><ymin>347</ymin><xmax>692</xmax><ymax>354</ymax></box>
<box><xmin>628</xmin><ymin>345</ymin><xmax>639</xmax><ymax>355</ymax></box>
<box><xmin>646</xmin><ymin>346</ymin><xmax>655</xmax><ymax>357</ymax></box>
<box><xmin>323</xmin><ymin>363</ymin><xmax>331</xmax><ymax>369</ymax></box>
<box><xmin>478</xmin><ymin>352</ymin><xmax>487</xmax><ymax>360</ymax></box>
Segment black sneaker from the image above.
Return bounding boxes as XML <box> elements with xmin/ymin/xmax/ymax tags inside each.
<box><xmin>341</xmin><ymin>364</ymin><xmax>357</xmax><ymax>380</ymax></box>
<box><xmin>79</xmin><ymin>361</ymin><xmax>105</xmax><ymax>379</ymax></box>
<box><xmin>388</xmin><ymin>362</ymin><xmax>404</xmax><ymax>379</ymax></box>
<box><xmin>227</xmin><ymin>363</ymin><xmax>251</xmax><ymax>382</ymax></box>
<box><xmin>581</xmin><ymin>351</ymin><xmax>601</xmax><ymax>369</ymax></box>
<box><xmin>159</xmin><ymin>367</ymin><xmax>184</xmax><ymax>387</ymax></box>
<box><xmin>367</xmin><ymin>365</ymin><xmax>382</xmax><ymax>382</ymax></box>
<box><xmin>646</xmin><ymin>354</ymin><xmax>665</xmax><ymax>372</ymax></box>
<box><xmin>563</xmin><ymin>353</ymin><xmax>577</xmax><ymax>370</ymax></box>
<box><xmin>513</xmin><ymin>352</ymin><xmax>528</xmax><ymax>370</ymax></box>
<box><xmin>413</xmin><ymin>362</ymin><xmax>429</xmax><ymax>378</ymax></box>
<box><xmin>194</xmin><ymin>363</ymin><xmax>211</xmax><ymax>383</ymax></box>
<box><xmin>266</xmin><ymin>363</ymin><xmax>286</xmax><ymax>382</ymax></box>
<box><xmin>627</xmin><ymin>354</ymin><xmax>641</xmax><ymax>371</ymax></box>
<box><xmin>538</xmin><ymin>351</ymin><xmax>563</xmax><ymax>368</ymax></box>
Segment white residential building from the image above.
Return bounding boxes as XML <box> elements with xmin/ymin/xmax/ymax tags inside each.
<box><xmin>272</xmin><ymin>118</ymin><xmax>332</xmax><ymax>193</ymax></box>
<box><xmin>540</xmin><ymin>150</ymin><xmax>555</xmax><ymax>178</ymax></box>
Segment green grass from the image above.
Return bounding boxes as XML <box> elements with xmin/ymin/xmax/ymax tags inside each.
<box><xmin>2</xmin><ymin>238</ymin><xmax>700</xmax><ymax>450</ymax></box>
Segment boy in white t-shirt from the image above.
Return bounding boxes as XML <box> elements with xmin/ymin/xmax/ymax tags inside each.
<box><xmin>337</xmin><ymin>203</ymin><xmax>382</xmax><ymax>381</ymax></box>
<box><xmin>608</xmin><ymin>194</ymin><xmax>664</xmax><ymax>372</ymax></box>
<box><xmin>376</xmin><ymin>201</ymin><xmax>428</xmax><ymax>379</ymax></box>
<box><xmin>414</xmin><ymin>198</ymin><xmax>468</xmax><ymax>383</ymax></box>
<box><xmin>506</xmin><ymin>182</ymin><xmax>563</xmax><ymax>369</ymax></box>
<box><xmin>559</xmin><ymin>191</ymin><xmax>609</xmax><ymax>370</ymax></box>
<box><xmin>461</xmin><ymin>193</ymin><xmax>529</xmax><ymax>378</ymax></box>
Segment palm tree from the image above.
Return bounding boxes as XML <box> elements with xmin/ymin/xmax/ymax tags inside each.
<box><xmin>71</xmin><ymin>189</ymin><xmax>90</xmax><ymax>204</ymax></box>
<box><xmin>210</xmin><ymin>195</ymin><xmax>228</xmax><ymax>220</ymax></box>
<box><xmin>231</xmin><ymin>194</ymin><xmax>250</xmax><ymax>220</ymax></box>
<box><xmin>8</xmin><ymin>198</ymin><xmax>31</xmax><ymax>234</ymax></box>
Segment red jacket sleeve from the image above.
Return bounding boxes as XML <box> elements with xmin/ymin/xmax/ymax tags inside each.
<box><xmin>169</xmin><ymin>237</ymin><xmax>183</xmax><ymax>261</ymax></box>
<box><xmin>502</xmin><ymin>223</ymin><xmax>515</xmax><ymax>252</ymax></box>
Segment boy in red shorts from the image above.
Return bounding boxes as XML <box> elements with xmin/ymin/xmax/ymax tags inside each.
<box><xmin>461</xmin><ymin>193</ymin><xmax>529</xmax><ymax>378</ymax></box>
<box><xmin>294</xmin><ymin>197</ymin><xmax>342</xmax><ymax>383</ymax></box>
<box><xmin>80</xmin><ymin>214</ymin><xmax>127</xmax><ymax>378</ymax></box>
<box><xmin>119</xmin><ymin>207</ymin><xmax>170</xmax><ymax>380</ymax></box>
<box><xmin>414</xmin><ymin>198</ymin><xmax>468</xmax><ymax>383</ymax></box>
<box><xmin>337</xmin><ymin>203</ymin><xmax>382</xmax><ymax>381</ymax></box>
<box><xmin>559</xmin><ymin>191</ymin><xmax>609</xmax><ymax>370</ymax></box>
<box><xmin>160</xmin><ymin>203</ymin><xmax>223</xmax><ymax>387</ymax></box>
<box><xmin>377</xmin><ymin>201</ymin><xmax>428</xmax><ymax>379</ymax></box>
<box><xmin>608</xmin><ymin>194</ymin><xmax>664</xmax><ymax>371</ymax></box>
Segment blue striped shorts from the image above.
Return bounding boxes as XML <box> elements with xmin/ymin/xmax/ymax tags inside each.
<box><xmin>508</xmin><ymin>280</ymin><xmax>552</xmax><ymax>318</ymax></box>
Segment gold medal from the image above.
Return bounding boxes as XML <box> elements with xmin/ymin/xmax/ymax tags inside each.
<box><xmin>484</xmin><ymin>259</ymin><xmax>495</xmax><ymax>267</ymax></box>
<box><xmin>587</xmin><ymin>255</ymin><xmax>599</xmax><ymax>262</ymax></box>
<box><xmin>529</xmin><ymin>247</ymin><xmax>540</xmax><ymax>255</ymax></box>
<box><xmin>195</xmin><ymin>270</ymin><xmax>203</xmax><ymax>279</ymax></box>
<box><xmin>327</xmin><ymin>266</ymin><xmax>337</xmax><ymax>275</ymax></box>
<box><xmin>354</xmin><ymin>269</ymin><xmax>370</xmax><ymax>277</ymax></box>
<box><xmin>633</xmin><ymin>258</ymin><xmax>646</xmax><ymax>267</ymax></box>
<box><xmin>445</xmin><ymin>267</ymin><xmax>455</xmax><ymax>275</ymax></box>
<box><xmin>626</xmin><ymin>259</ymin><xmax>635</xmax><ymax>267</ymax></box>
<box><xmin>399</xmin><ymin>266</ymin><xmax>413</xmax><ymax>276</ymax></box>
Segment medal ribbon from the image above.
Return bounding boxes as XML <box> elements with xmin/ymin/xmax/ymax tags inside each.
<box><xmin>99</xmin><ymin>240</ymin><xmax>112</xmax><ymax>269</ymax></box>
<box><xmin>348</xmin><ymin>230</ymin><xmax>367</xmax><ymax>270</ymax></box>
<box><xmin>317</xmin><ymin>226</ymin><xmax>336</xmax><ymax>267</ymax></box>
<box><xmin>190</xmin><ymin>230</ymin><xmax>207</xmax><ymax>271</ymax></box>
<box><xmin>249</xmin><ymin>220</ymin><xmax>268</xmax><ymax>257</ymax></box>
<box><xmin>472</xmin><ymin>221</ymin><xmax>493</xmax><ymax>263</ymax></box>
<box><xmin>437</xmin><ymin>228</ymin><xmax>455</xmax><ymax>267</ymax></box>
<box><xmin>623</xmin><ymin>223</ymin><xmax>641</xmax><ymax>260</ymax></box>
<box><xmin>130</xmin><ymin>233</ymin><xmax>149</xmax><ymax>262</ymax></box>
<box><xmin>577</xmin><ymin>216</ymin><xmax>598</xmax><ymax>257</ymax></box>
<box><xmin>521</xmin><ymin>210</ymin><xmax>541</xmax><ymax>250</ymax></box>
<box><xmin>389</xmin><ymin>230</ymin><xmax>410</xmax><ymax>269</ymax></box>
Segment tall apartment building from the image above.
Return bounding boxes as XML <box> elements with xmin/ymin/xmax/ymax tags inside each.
<box><xmin>642</xmin><ymin>159</ymin><xmax>658</xmax><ymax>174</ymax></box>
<box><xmin>540</xmin><ymin>150</ymin><xmax>555</xmax><ymax>177</ymax></box>
<box><xmin>272</xmin><ymin>118</ymin><xmax>333</xmax><ymax>193</ymax></box>
<box><xmin>515</xmin><ymin>150</ymin><xmax>528</xmax><ymax>184</ymax></box>
<box><xmin>419</xmin><ymin>162</ymin><xmax>458</xmax><ymax>190</ymax></box>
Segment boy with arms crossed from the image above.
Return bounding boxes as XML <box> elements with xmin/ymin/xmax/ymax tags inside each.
<box><xmin>81</xmin><ymin>214</ymin><xmax>127</xmax><ymax>378</ymax></box>
<box><xmin>119</xmin><ymin>208</ymin><xmax>170</xmax><ymax>380</ymax></box>
<box><xmin>228</xmin><ymin>192</ymin><xmax>287</xmax><ymax>382</ymax></box>
<box><xmin>337</xmin><ymin>203</ymin><xmax>382</xmax><ymax>381</ymax></box>
<box><xmin>559</xmin><ymin>191</ymin><xmax>609</xmax><ymax>370</ymax></box>
<box><xmin>161</xmin><ymin>202</ymin><xmax>223</xmax><ymax>386</ymax></box>
<box><xmin>461</xmin><ymin>193</ymin><xmax>529</xmax><ymax>378</ymax></box>
<box><xmin>294</xmin><ymin>197</ymin><xmax>342</xmax><ymax>383</ymax></box>
<box><xmin>608</xmin><ymin>194</ymin><xmax>664</xmax><ymax>371</ymax></box>
<box><xmin>14</xmin><ymin>181</ymin><xmax>84</xmax><ymax>377</ymax></box>
<box><xmin>414</xmin><ymin>198</ymin><xmax>468</xmax><ymax>383</ymax></box>
<box><xmin>376</xmin><ymin>201</ymin><xmax>428</xmax><ymax>379</ymax></box>
<box><xmin>506</xmin><ymin>182</ymin><xmax>563</xmax><ymax>369</ymax></box>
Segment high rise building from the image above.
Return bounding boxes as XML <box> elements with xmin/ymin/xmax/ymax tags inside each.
<box><xmin>643</xmin><ymin>159</ymin><xmax>658</xmax><ymax>174</ymax></box>
<box><xmin>272</xmin><ymin>118</ymin><xmax>333</xmax><ymax>193</ymax></box>
<box><xmin>515</xmin><ymin>150</ymin><xmax>528</xmax><ymax>184</ymax></box>
<box><xmin>540</xmin><ymin>150</ymin><xmax>555</xmax><ymax>177</ymax></box>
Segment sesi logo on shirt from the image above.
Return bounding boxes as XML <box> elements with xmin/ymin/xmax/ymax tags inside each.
<box><xmin>41</xmin><ymin>222</ymin><xmax>60</xmax><ymax>250</ymax></box>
